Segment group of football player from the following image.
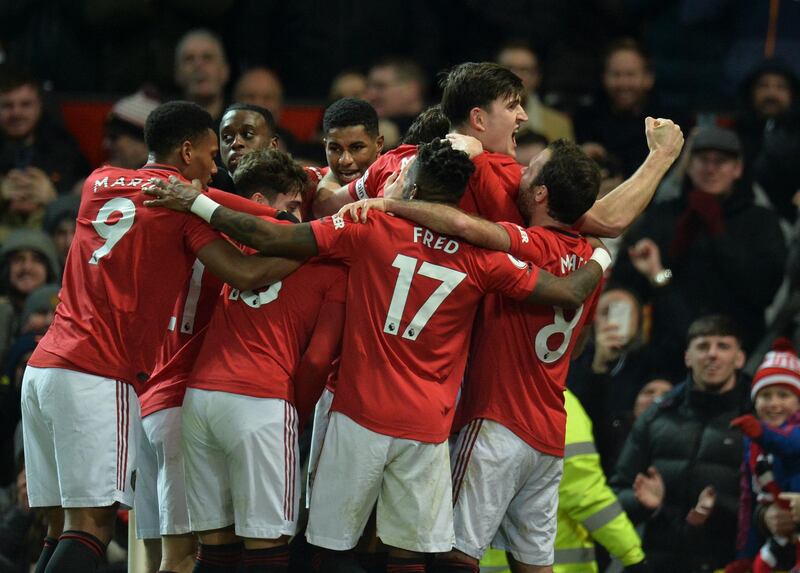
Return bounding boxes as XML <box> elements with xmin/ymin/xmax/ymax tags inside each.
<box><xmin>20</xmin><ymin>61</ymin><xmax>683</xmax><ymax>573</ymax></box>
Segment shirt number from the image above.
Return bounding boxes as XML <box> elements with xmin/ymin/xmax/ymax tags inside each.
<box><xmin>534</xmin><ymin>305</ymin><xmax>584</xmax><ymax>363</ymax></box>
<box><xmin>89</xmin><ymin>197</ymin><xmax>136</xmax><ymax>265</ymax></box>
<box><xmin>383</xmin><ymin>254</ymin><xmax>466</xmax><ymax>341</ymax></box>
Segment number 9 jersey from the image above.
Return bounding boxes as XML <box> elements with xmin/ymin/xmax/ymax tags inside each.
<box><xmin>29</xmin><ymin>164</ymin><xmax>222</xmax><ymax>392</ymax></box>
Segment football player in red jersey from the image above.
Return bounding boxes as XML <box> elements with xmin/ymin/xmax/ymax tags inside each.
<box><xmin>341</xmin><ymin>120</ymin><xmax>683</xmax><ymax>573</ymax></box>
<box><xmin>20</xmin><ymin>101</ymin><xmax>299</xmax><ymax>573</ymax></box>
<box><xmin>134</xmin><ymin>147</ymin><xmax>307</xmax><ymax>572</ymax></box>
<box><xmin>145</xmin><ymin>138</ymin><xmax>609</xmax><ymax>573</ymax></box>
<box><xmin>313</xmin><ymin>63</ymin><xmax>680</xmax><ymax>240</ymax></box>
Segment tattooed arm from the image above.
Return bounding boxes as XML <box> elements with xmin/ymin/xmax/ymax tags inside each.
<box><xmin>144</xmin><ymin>176</ymin><xmax>318</xmax><ymax>258</ymax></box>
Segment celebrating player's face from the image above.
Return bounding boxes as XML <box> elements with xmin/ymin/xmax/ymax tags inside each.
<box><xmin>324</xmin><ymin>125</ymin><xmax>383</xmax><ymax>184</ymax></box>
<box><xmin>220</xmin><ymin>110</ymin><xmax>277</xmax><ymax>173</ymax></box>
<box><xmin>478</xmin><ymin>95</ymin><xmax>527</xmax><ymax>158</ymax></box>
<box><xmin>184</xmin><ymin>129</ymin><xmax>219</xmax><ymax>188</ymax></box>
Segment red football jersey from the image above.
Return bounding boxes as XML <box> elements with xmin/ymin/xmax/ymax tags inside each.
<box><xmin>455</xmin><ymin>223</ymin><xmax>602</xmax><ymax>456</ymax></box>
<box><xmin>347</xmin><ymin>146</ymin><xmax>523</xmax><ymax>224</ymax></box>
<box><xmin>188</xmin><ymin>258</ymin><xmax>347</xmax><ymax>402</ymax></box>
<box><xmin>309</xmin><ymin>212</ymin><xmax>540</xmax><ymax>443</ymax></box>
<box><xmin>139</xmin><ymin>205</ymin><xmax>291</xmax><ymax>415</ymax></box>
<box><xmin>346</xmin><ymin>144</ymin><xmax>418</xmax><ymax>201</ymax></box>
<box><xmin>29</xmin><ymin>165</ymin><xmax>223</xmax><ymax>390</ymax></box>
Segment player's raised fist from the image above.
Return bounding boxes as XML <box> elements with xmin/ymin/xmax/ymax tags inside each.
<box><xmin>645</xmin><ymin>116</ymin><xmax>684</xmax><ymax>162</ymax></box>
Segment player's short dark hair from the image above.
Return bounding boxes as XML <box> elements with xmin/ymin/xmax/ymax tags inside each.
<box><xmin>408</xmin><ymin>138</ymin><xmax>475</xmax><ymax>204</ymax></box>
<box><xmin>528</xmin><ymin>140</ymin><xmax>600</xmax><ymax>225</ymax></box>
<box><xmin>144</xmin><ymin>101</ymin><xmax>216</xmax><ymax>158</ymax></box>
<box><xmin>440</xmin><ymin>62</ymin><xmax>524</xmax><ymax>127</ymax></box>
<box><xmin>603</xmin><ymin>38</ymin><xmax>651</xmax><ymax>72</ymax></box>
<box><xmin>402</xmin><ymin>105</ymin><xmax>450</xmax><ymax>145</ymax></box>
<box><xmin>0</xmin><ymin>65</ymin><xmax>40</xmax><ymax>96</ymax></box>
<box><xmin>322</xmin><ymin>98</ymin><xmax>379</xmax><ymax>137</ymax></box>
<box><xmin>233</xmin><ymin>149</ymin><xmax>308</xmax><ymax>200</ymax></box>
<box><xmin>222</xmin><ymin>103</ymin><xmax>277</xmax><ymax>136</ymax></box>
<box><xmin>686</xmin><ymin>315</ymin><xmax>743</xmax><ymax>347</ymax></box>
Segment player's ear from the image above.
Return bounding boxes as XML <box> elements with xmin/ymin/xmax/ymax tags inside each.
<box><xmin>179</xmin><ymin>140</ymin><xmax>193</xmax><ymax>166</ymax></box>
<box><xmin>468</xmin><ymin>107</ymin><xmax>485</xmax><ymax>132</ymax></box>
<box><xmin>535</xmin><ymin>184</ymin><xmax>548</xmax><ymax>205</ymax></box>
<box><xmin>375</xmin><ymin>134</ymin><xmax>385</xmax><ymax>154</ymax></box>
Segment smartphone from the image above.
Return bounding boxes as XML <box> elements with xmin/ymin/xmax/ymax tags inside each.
<box><xmin>607</xmin><ymin>300</ymin><xmax>632</xmax><ymax>341</ymax></box>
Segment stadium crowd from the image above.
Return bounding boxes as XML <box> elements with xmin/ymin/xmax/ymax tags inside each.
<box><xmin>1</xmin><ymin>4</ymin><xmax>800</xmax><ymax>573</ymax></box>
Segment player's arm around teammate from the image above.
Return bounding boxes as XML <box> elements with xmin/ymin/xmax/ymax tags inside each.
<box><xmin>145</xmin><ymin>176</ymin><xmax>607</xmax><ymax>310</ymax></box>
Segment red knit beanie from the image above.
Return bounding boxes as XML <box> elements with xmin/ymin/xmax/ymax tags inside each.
<box><xmin>751</xmin><ymin>338</ymin><xmax>800</xmax><ymax>400</ymax></box>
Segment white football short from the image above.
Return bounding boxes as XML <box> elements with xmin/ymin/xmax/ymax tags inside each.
<box><xmin>306</xmin><ymin>412</ymin><xmax>454</xmax><ymax>553</ymax></box>
<box><xmin>21</xmin><ymin>366</ymin><xmax>141</xmax><ymax>509</ymax></box>
<box><xmin>450</xmin><ymin>419</ymin><xmax>563</xmax><ymax>566</ymax></box>
<box><xmin>306</xmin><ymin>387</ymin><xmax>334</xmax><ymax>508</ymax></box>
<box><xmin>181</xmin><ymin>389</ymin><xmax>299</xmax><ymax>539</ymax></box>
<box><xmin>134</xmin><ymin>407</ymin><xmax>191</xmax><ymax>538</ymax></box>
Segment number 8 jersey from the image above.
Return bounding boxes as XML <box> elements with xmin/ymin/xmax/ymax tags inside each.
<box><xmin>309</xmin><ymin>211</ymin><xmax>541</xmax><ymax>444</ymax></box>
<box><xmin>455</xmin><ymin>223</ymin><xmax>603</xmax><ymax>457</ymax></box>
<box><xmin>29</xmin><ymin>165</ymin><xmax>222</xmax><ymax>392</ymax></box>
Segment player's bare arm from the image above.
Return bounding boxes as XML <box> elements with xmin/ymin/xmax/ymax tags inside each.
<box><xmin>577</xmin><ymin>117</ymin><xmax>684</xmax><ymax>237</ymax></box>
<box><xmin>526</xmin><ymin>258</ymin><xmax>604</xmax><ymax>309</ymax></box>
<box><xmin>312</xmin><ymin>170</ymin><xmax>354</xmax><ymax>218</ymax></box>
<box><xmin>144</xmin><ymin>177</ymin><xmax>319</xmax><ymax>258</ymax></box>
<box><xmin>197</xmin><ymin>240</ymin><xmax>303</xmax><ymax>291</ymax></box>
<box><xmin>341</xmin><ymin>198</ymin><xmax>511</xmax><ymax>252</ymax></box>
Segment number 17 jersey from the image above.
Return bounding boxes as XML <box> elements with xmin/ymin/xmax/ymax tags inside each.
<box><xmin>309</xmin><ymin>211</ymin><xmax>540</xmax><ymax>443</ymax></box>
<box><xmin>29</xmin><ymin>165</ymin><xmax>221</xmax><ymax>391</ymax></box>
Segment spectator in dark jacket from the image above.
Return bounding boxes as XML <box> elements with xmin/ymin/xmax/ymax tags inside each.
<box><xmin>734</xmin><ymin>59</ymin><xmax>800</xmax><ymax>225</ymax></box>
<box><xmin>610</xmin><ymin>315</ymin><xmax>752</xmax><ymax>573</ymax></box>
<box><xmin>614</xmin><ymin>126</ymin><xmax>786</xmax><ymax>351</ymax></box>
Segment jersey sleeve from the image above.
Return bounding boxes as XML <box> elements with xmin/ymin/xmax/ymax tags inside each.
<box><xmin>183</xmin><ymin>216</ymin><xmax>223</xmax><ymax>255</ymax></box>
<box><xmin>347</xmin><ymin>166</ymin><xmax>379</xmax><ymax>201</ymax></box>
<box><xmin>497</xmin><ymin>221</ymin><xmax>549</xmax><ymax>264</ymax></box>
<box><xmin>309</xmin><ymin>214</ymin><xmax>364</xmax><ymax>261</ymax></box>
<box><xmin>206</xmin><ymin>188</ymin><xmax>278</xmax><ymax>217</ymax></box>
<box><xmin>479</xmin><ymin>250</ymin><xmax>540</xmax><ymax>301</ymax></box>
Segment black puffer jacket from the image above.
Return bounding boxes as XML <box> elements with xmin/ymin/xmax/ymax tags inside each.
<box><xmin>609</xmin><ymin>376</ymin><xmax>752</xmax><ymax>573</ymax></box>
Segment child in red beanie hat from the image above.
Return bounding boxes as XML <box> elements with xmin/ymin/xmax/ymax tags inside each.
<box><xmin>726</xmin><ymin>338</ymin><xmax>800</xmax><ymax>573</ymax></box>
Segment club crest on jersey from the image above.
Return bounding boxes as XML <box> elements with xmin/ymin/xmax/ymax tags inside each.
<box><xmin>560</xmin><ymin>253</ymin><xmax>586</xmax><ymax>274</ymax></box>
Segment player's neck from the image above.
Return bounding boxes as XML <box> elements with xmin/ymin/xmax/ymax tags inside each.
<box><xmin>529</xmin><ymin>210</ymin><xmax>568</xmax><ymax>230</ymax></box>
<box><xmin>145</xmin><ymin>153</ymin><xmax>183</xmax><ymax>174</ymax></box>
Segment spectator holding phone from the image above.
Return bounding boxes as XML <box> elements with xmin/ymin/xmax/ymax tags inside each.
<box><xmin>568</xmin><ymin>286</ymin><xmax>684</xmax><ymax>473</ymax></box>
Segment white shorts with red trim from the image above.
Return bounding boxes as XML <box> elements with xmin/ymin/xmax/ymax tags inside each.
<box><xmin>306</xmin><ymin>412</ymin><xmax>454</xmax><ymax>553</ymax></box>
<box><xmin>21</xmin><ymin>366</ymin><xmax>141</xmax><ymax>509</ymax></box>
<box><xmin>134</xmin><ymin>407</ymin><xmax>191</xmax><ymax>538</ymax></box>
<box><xmin>305</xmin><ymin>387</ymin><xmax>334</xmax><ymax>508</ymax></box>
<box><xmin>450</xmin><ymin>419</ymin><xmax>563</xmax><ymax>566</ymax></box>
<box><xmin>181</xmin><ymin>389</ymin><xmax>299</xmax><ymax>539</ymax></box>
